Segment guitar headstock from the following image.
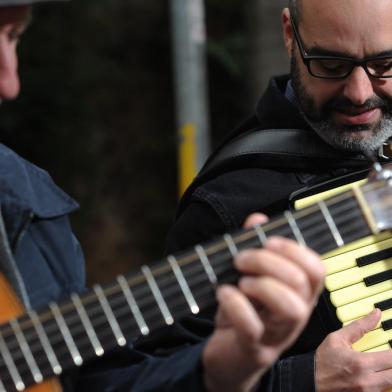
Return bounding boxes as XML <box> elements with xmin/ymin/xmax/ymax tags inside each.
<box><xmin>361</xmin><ymin>163</ymin><xmax>392</xmax><ymax>232</ymax></box>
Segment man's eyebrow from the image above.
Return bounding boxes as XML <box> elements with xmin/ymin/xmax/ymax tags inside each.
<box><xmin>306</xmin><ymin>46</ymin><xmax>392</xmax><ymax>59</ymax></box>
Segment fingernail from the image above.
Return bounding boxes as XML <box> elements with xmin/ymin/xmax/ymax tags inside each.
<box><xmin>239</xmin><ymin>276</ymin><xmax>257</xmax><ymax>290</ymax></box>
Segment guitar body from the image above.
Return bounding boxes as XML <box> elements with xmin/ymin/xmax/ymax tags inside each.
<box><xmin>0</xmin><ymin>274</ymin><xmax>62</xmax><ymax>392</ymax></box>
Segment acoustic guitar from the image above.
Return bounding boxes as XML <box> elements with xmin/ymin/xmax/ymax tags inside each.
<box><xmin>1</xmin><ymin>163</ymin><xmax>392</xmax><ymax>392</ymax></box>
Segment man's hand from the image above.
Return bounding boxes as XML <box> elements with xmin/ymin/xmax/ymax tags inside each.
<box><xmin>202</xmin><ymin>213</ymin><xmax>325</xmax><ymax>392</ymax></box>
<box><xmin>316</xmin><ymin>309</ymin><xmax>392</xmax><ymax>391</ymax></box>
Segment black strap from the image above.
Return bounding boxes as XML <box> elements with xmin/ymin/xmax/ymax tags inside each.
<box><xmin>177</xmin><ymin>128</ymin><xmax>373</xmax><ymax>217</ymax></box>
<box><xmin>202</xmin><ymin>128</ymin><xmax>370</xmax><ymax>174</ymax></box>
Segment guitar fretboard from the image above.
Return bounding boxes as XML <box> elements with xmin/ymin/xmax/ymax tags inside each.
<box><xmin>0</xmin><ymin>188</ymin><xmax>375</xmax><ymax>391</ymax></box>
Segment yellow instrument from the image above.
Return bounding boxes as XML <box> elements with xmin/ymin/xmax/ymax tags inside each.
<box><xmin>295</xmin><ymin>169</ymin><xmax>392</xmax><ymax>353</ymax></box>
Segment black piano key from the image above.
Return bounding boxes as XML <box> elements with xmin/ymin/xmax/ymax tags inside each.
<box><xmin>382</xmin><ymin>319</ymin><xmax>392</xmax><ymax>331</ymax></box>
<box><xmin>375</xmin><ymin>298</ymin><xmax>392</xmax><ymax>311</ymax></box>
<box><xmin>364</xmin><ymin>270</ymin><xmax>392</xmax><ymax>287</ymax></box>
<box><xmin>357</xmin><ymin>248</ymin><xmax>392</xmax><ymax>267</ymax></box>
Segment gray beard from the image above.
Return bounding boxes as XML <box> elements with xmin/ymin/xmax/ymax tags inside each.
<box><xmin>290</xmin><ymin>54</ymin><xmax>392</xmax><ymax>153</ymax></box>
<box><xmin>300</xmin><ymin>109</ymin><xmax>392</xmax><ymax>153</ymax></box>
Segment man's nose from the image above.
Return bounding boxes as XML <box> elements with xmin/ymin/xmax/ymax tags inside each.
<box><xmin>0</xmin><ymin>37</ymin><xmax>20</xmax><ymax>100</ymax></box>
<box><xmin>342</xmin><ymin>66</ymin><xmax>375</xmax><ymax>106</ymax></box>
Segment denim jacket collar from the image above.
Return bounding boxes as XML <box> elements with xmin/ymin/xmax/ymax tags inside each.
<box><xmin>0</xmin><ymin>143</ymin><xmax>79</xmax><ymax>245</ymax></box>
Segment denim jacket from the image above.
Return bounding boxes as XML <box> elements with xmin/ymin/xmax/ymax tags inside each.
<box><xmin>0</xmin><ymin>143</ymin><xmax>85</xmax><ymax>310</ymax></box>
<box><xmin>0</xmin><ymin>143</ymin><xmax>208</xmax><ymax>392</ymax></box>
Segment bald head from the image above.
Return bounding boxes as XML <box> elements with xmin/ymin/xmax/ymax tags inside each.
<box><xmin>282</xmin><ymin>0</ymin><xmax>392</xmax><ymax>152</ymax></box>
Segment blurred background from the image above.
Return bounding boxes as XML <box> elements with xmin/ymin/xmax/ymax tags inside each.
<box><xmin>0</xmin><ymin>0</ymin><xmax>289</xmax><ymax>285</ymax></box>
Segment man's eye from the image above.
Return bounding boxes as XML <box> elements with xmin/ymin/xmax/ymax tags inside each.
<box><xmin>370</xmin><ymin>60</ymin><xmax>392</xmax><ymax>72</ymax></box>
<box><xmin>318</xmin><ymin>60</ymin><xmax>346</xmax><ymax>72</ymax></box>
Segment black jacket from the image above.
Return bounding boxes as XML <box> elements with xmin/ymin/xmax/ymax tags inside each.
<box><xmin>166</xmin><ymin>75</ymin><xmax>374</xmax><ymax>391</ymax></box>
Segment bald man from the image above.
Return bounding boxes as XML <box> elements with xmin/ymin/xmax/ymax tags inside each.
<box><xmin>167</xmin><ymin>0</ymin><xmax>392</xmax><ymax>391</ymax></box>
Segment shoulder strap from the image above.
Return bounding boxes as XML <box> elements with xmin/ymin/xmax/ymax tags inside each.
<box><xmin>177</xmin><ymin>128</ymin><xmax>372</xmax><ymax>217</ymax></box>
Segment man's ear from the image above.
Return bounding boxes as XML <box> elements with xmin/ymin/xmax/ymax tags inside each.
<box><xmin>282</xmin><ymin>8</ymin><xmax>294</xmax><ymax>58</ymax></box>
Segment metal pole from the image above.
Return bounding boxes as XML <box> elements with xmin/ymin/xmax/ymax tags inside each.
<box><xmin>170</xmin><ymin>0</ymin><xmax>210</xmax><ymax>196</ymax></box>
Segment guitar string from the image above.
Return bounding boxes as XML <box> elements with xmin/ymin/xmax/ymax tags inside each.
<box><xmin>0</xmin><ymin>198</ymin><xmax>367</xmax><ymax>362</ymax></box>
<box><xmin>0</xmin><ymin>224</ymin><xmax>376</xmax><ymax>384</ymax></box>
<box><xmin>0</xmin><ymin>186</ymin><xmax>386</xmax><ymax>382</ymax></box>
<box><xmin>0</xmin><ymin>199</ymin><xmax>372</xmax><ymax>382</ymax></box>
<box><xmin>0</xmin><ymin>195</ymin><xmax>368</xmax><ymax>357</ymax></box>
<box><xmin>2</xmin><ymin>191</ymin><xmax>362</xmax><ymax>341</ymax></box>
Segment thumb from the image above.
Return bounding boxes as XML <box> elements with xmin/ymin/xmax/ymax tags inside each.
<box><xmin>339</xmin><ymin>309</ymin><xmax>381</xmax><ymax>344</ymax></box>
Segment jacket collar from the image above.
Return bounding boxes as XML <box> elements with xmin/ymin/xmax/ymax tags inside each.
<box><xmin>255</xmin><ymin>74</ymin><xmax>313</xmax><ymax>131</ymax></box>
<box><xmin>0</xmin><ymin>144</ymin><xmax>79</xmax><ymax>245</ymax></box>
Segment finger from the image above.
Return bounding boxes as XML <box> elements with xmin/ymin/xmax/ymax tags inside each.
<box><xmin>362</xmin><ymin>349</ymin><xmax>392</xmax><ymax>372</ymax></box>
<box><xmin>239</xmin><ymin>276</ymin><xmax>308</xmax><ymax>326</ymax></box>
<box><xmin>359</xmin><ymin>368</ymin><xmax>392</xmax><ymax>390</ymax></box>
<box><xmin>265</xmin><ymin>236</ymin><xmax>325</xmax><ymax>297</ymax></box>
<box><xmin>243</xmin><ymin>213</ymin><xmax>269</xmax><ymax>228</ymax></box>
<box><xmin>234</xmin><ymin>249</ymin><xmax>312</xmax><ymax>300</ymax></box>
<box><xmin>338</xmin><ymin>309</ymin><xmax>381</xmax><ymax>344</ymax></box>
<box><xmin>216</xmin><ymin>285</ymin><xmax>264</xmax><ymax>344</ymax></box>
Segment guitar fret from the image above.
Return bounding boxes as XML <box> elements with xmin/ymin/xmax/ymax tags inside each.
<box><xmin>71</xmin><ymin>294</ymin><xmax>104</xmax><ymax>356</ymax></box>
<box><xmin>167</xmin><ymin>255</ymin><xmax>199</xmax><ymax>314</ymax></box>
<box><xmin>49</xmin><ymin>303</ymin><xmax>83</xmax><ymax>366</ymax></box>
<box><xmin>0</xmin><ymin>331</ymin><xmax>24</xmax><ymax>391</ymax></box>
<box><xmin>28</xmin><ymin>310</ymin><xmax>62</xmax><ymax>375</ymax></box>
<box><xmin>9</xmin><ymin>318</ymin><xmax>43</xmax><ymax>384</ymax></box>
<box><xmin>0</xmin><ymin>178</ymin><xmax>381</xmax><ymax>390</ymax></box>
<box><xmin>254</xmin><ymin>224</ymin><xmax>267</xmax><ymax>246</ymax></box>
<box><xmin>284</xmin><ymin>211</ymin><xmax>306</xmax><ymax>246</ymax></box>
<box><xmin>223</xmin><ymin>234</ymin><xmax>239</xmax><ymax>257</ymax></box>
<box><xmin>142</xmin><ymin>265</ymin><xmax>174</xmax><ymax>325</ymax></box>
<box><xmin>117</xmin><ymin>275</ymin><xmax>149</xmax><ymax>336</ymax></box>
<box><xmin>195</xmin><ymin>245</ymin><xmax>218</xmax><ymax>287</ymax></box>
<box><xmin>93</xmin><ymin>285</ymin><xmax>126</xmax><ymax>347</ymax></box>
<box><xmin>318</xmin><ymin>200</ymin><xmax>344</xmax><ymax>247</ymax></box>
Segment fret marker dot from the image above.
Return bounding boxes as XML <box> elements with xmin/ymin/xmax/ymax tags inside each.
<box><xmin>75</xmin><ymin>356</ymin><xmax>83</xmax><ymax>366</ymax></box>
<box><xmin>118</xmin><ymin>337</ymin><xmax>127</xmax><ymax>346</ymax></box>
<box><xmin>54</xmin><ymin>365</ymin><xmax>62</xmax><ymax>375</ymax></box>
<box><xmin>191</xmin><ymin>305</ymin><xmax>200</xmax><ymax>314</ymax></box>
<box><xmin>166</xmin><ymin>317</ymin><xmax>174</xmax><ymax>325</ymax></box>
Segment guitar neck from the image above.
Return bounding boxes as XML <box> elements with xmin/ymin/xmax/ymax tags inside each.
<box><xmin>0</xmin><ymin>186</ymin><xmax>375</xmax><ymax>391</ymax></box>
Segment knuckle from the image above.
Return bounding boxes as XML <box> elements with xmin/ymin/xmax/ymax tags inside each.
<box><xmin>312</xmin><ymin>256</ymin><xmax>325</xmax><ymax>280</ymax></box>
<box><xmin>348</xmin><ymin>356</ymin><xmax>367</xmax><ymax>374</ymax></box>
<box><xmin>254</xmin><ymin>349</ymin><xmax>276</xmax><ymax>368</ymax></box>
<box><xmin>290</xmin><ymin>271</ymin><xmax>309</xmax><ymax>292</ymax></box>
<box><xmin>285</xmin><ymin>300</ymin><xmax>308</xmax><ymax>323</ymax></box>
<box><xmin>351</xmin><ymin>379</ymin><xmax>373</xmax><ymax>392</ymax></box>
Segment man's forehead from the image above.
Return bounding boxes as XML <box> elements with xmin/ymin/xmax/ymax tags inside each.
<box><xmin>299</xmin><ymin>0</ymin><xmax>392</xmax><ymax>56</ymax></box>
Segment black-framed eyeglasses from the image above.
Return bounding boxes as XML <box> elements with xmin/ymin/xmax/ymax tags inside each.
<box><xmin>290</xmin><ymin>16</ymin><xmax>392</xmax><ymax>79</ymax></box>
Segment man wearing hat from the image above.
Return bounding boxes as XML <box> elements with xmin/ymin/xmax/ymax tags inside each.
<box><xmin>0</xmin><ymin>1</ymin><xmax>325</xmax><ymax>391</ymax></box>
